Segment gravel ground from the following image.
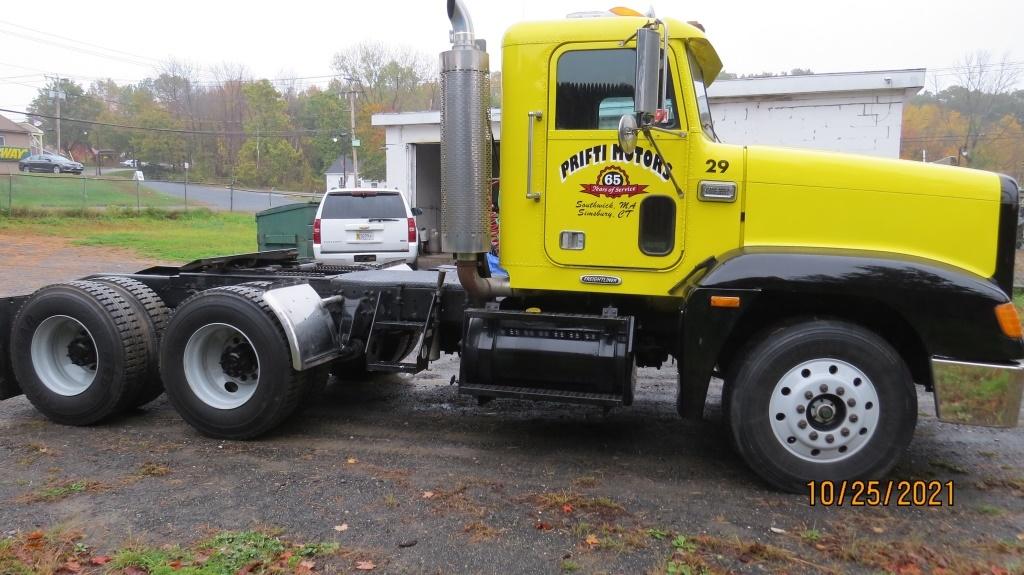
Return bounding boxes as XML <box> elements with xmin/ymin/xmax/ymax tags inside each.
<box><xmin>0</xmin><ymin>238</ymin><xmax>1022</xmax><ymax>574</ymax></box>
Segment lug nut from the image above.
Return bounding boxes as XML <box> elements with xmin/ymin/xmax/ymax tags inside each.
<box><xmin>847</xmin><ymin>398</ymin><xmax>856</xmax><ymax>407</ymax></box>
<box><xmin>850</xmin><ymin>414</ymin><xmax>859</xmax><ymax>423</ymax></box>
<box><xmin>796</xmin><ymin>405</ymin><xmax>806</xmax><ymax>414</ymax></box>
<box><xmin>805</xmin><ymin>391</ymin><xmax>814</xmax><ymax>400</ymax></box>
<box><xmin>841</xmin><ymin>428</ymin><xmax>850</xmax><ymax>437</ymax></box>
<box><xmin>819</xmin><ymin>384</ymin><xmax>828</xmax><ymax>393</ymax></box>
<box><xmin>836</xmin><ymin>387</ymin><xmax>845</xmax><ymax>396</ymax></box>
<box><xmin>825</xmin><ymin>434</ymin><xmax>835</xmax><ymax>444</ymax></box>
<box><xmin>809</xmin><ymin>431</ymin><xmax>819</xmax><ymax>440</ymax></box>
<box><xmin>798</xmin><ymin>420</ymin><xmax>808</xmax><ymax>429</ymax></box>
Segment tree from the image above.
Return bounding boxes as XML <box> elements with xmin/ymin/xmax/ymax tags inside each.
<box><xmin>27</xmin><ymin>78</ymin><xmax>102</xmax><ymax>155</ymax></box>
<box><xmin>946</xmin><ymin>51</ymin><xmax>1021</xmax><ymax>165</ymax></box>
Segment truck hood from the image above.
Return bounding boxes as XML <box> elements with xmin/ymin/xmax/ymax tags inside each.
<box><xmin>745</xmin><ymin>145</ymin><xmax>1001</xmax><ymax>203</ymax></box>
<box><xmin>740</xmin><ymin>145</ymin><xmax>1009</xmax><ymax>286</ymax></box>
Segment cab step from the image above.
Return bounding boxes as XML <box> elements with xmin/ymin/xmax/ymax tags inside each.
<box><xmin>459</xmin><ymin>383</ymin><xmax>624</xmax><ymax>406</ymax></box>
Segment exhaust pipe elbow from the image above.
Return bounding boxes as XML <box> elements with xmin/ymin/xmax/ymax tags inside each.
<box><xmin>447</xmin><ymin>0</ymin><xmax>476</xmax><ymax>48</ymax></box>
<box><xmin>457</xmin><ymin>259</ymin><xmax>511</xmax><ymax>300</ymax></box>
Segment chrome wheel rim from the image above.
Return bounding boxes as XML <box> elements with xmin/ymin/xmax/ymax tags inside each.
<box><xmin>183</xmin><ymin>323</ymin><xmax>260</xmax><ymax>410</ymax></box>
<box><xmin>30</xmin><ymin>315</ymin><xmax>98</xmax><ymax>396</ymax></box>
<box><xmin>768</xmin><ymin>358</ymin><xmax>880</xmax><ymax>462</ymax></box>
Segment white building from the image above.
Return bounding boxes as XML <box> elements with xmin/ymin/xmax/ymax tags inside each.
<box><xmin>372</xmin><ymin>69</ymin><xmax>925</xmax><ymax>249</ymax></box>
<box><xmin>324</xmin><ymin>155</ymin><xmax>385</xmax><ymax>191</ymax></box>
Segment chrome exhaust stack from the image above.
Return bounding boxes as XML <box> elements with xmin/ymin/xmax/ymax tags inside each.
<box><xmin>441</xmin><ymin>0</ymin><xmax>510</xmax><ymax>298</ymax></box>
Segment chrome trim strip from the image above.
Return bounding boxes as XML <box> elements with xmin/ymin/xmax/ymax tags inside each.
<box><xmin>698</xmin><ymin>180</ymin><xmax>737</xmax><ymax>202</ymax></box>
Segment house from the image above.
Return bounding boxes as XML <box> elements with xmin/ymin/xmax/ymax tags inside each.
<box><xmin>324</xmin><ymin>155</ymin><xmax>385</xmax><ymax>191</ymax></box>
<box><xmin>0</xmin><ymin>115</ymin><xmax>37</xmax><ymax>175</ymax></box>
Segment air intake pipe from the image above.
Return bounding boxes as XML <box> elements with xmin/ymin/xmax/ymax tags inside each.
<box><xmin>441</xmin><ymin>0</ymin><xmax>511</xmax><ymax>299</ymax></box>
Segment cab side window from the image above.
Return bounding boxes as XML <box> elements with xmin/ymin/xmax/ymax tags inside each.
<box><xmin>555</xmin><ymin>48</ymin><xmax>678</xmax><ymax>130</ymax></box>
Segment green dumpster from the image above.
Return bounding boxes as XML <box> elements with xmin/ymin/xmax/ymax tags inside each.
<box><xmin>256</xmin><ymin>201</ymin><xmax>319</xmax><ymax>260</ymax></box>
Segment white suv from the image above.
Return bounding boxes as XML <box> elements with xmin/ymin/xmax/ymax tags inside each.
<box><xmin>313</xmin><ymin>188</ymin><xmax>420</xmax><ymax>267</ymax></box>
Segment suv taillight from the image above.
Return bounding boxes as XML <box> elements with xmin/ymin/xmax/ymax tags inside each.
<box><xmin>313</xmin><ymin>218</ymin><xmax>321</xmax><ymax>245</ymax></box>
<box><xmin>408</xmin><ymin>217</ymin><xmax>417</xmax><ymax>243</ymax></box>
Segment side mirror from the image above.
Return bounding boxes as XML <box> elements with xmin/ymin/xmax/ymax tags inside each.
<box><xmin>411</xmin><ymin>207</ymin><xmax>423</xmax><ymax>216</ymax></box>
<box><xmin>634</xmin><ymin>27</ymin><xmax>661</xmax><ymax>116</ymax></box>
<box><xmin>617</xmin><ymin>114</ymin><xmax>638</xmax><ymax>156</ymax></box>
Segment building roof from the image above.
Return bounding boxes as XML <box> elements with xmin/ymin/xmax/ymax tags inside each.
<box><xmin>373</xmin><ymin>108</ymin><xmax>501</xmax><ymax>127</ymax></box>
<box><xmin>709</xmin><ymin>68</ymin><xmax>925</xmax><ymax>99</ymax></box>
<box><xmin>18</xmin><ymin>122</ymin><xmax>43</xmax><ymax>135</ymax></box>
<box><xmin>325</xmin><ymin>156</ymin><xmax>348</xmax><ymax>174</ymax></box>
<box><xmin>0</xmin><ymin>114</ymin><xmax>31</xmax><ymax>134</ymax></box>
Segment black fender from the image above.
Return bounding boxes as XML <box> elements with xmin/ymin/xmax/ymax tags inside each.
<box><xmin>677</xmin><ymin>247</ymin><xmax>1024</xmax><ymax>419</ymax></box>
<box><xmin>0</xmin><ymin>296</ymin><xmax>26</xmax><ymax>400</ymax></box>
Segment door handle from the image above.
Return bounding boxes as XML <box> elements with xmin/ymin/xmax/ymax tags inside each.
<box><xmin>526</xmin><ymin>111</ymin><xmax>542</xmax><ymax>201</ymax></box>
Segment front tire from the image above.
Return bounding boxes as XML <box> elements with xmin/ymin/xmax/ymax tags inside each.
<box><xmin>159</xmin><ymin>285</ymin><xmax>313</xmax><ymax>439</ymax></box>
<box><xmin>52</xmin><ymin>166</ymin><xmax>60</xmax><ymax>174</ymax></box>
<box><xmin>727</xmin><ymin>319</ymin><xmax>916</xmax><ymax>492</ymax></box>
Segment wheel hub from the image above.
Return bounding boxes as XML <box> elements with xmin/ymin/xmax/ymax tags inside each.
<box><xmin>768</xmin><ymin>358</ymin><xmax>881</xmax><ymax>462</ymax></box>
<box><xmin>219</xmin><ymin>340</ymin><xmax>257</xmax><ymax>381</ymax></box>
<box><xmin>66</xmin><ymin>332</ymin><xmax>97</xmax><ymax>370</ymax></box>
<box><xmin>183</xmin><ymin>323</ymin><xmax>261</xmax><ymax>410</ymax></box>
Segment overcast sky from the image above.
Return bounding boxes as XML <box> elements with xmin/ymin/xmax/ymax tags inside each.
<box><xmin>1</xmin><ymin>0</ymin><xmax>1021</xmax><ymax>122</ymax></box>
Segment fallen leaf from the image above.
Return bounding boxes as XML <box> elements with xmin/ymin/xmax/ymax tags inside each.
<box><xmin>61</xmin><ymin>560</ymin><xmax>82</xmax><ymax>573</ymax></box>
<box><xmin>89</xmin><ymin>556</ymin><xmax>111</xmax><ymax>566</ymax></box>
<box><xmin>584</xmin><ymin>534</ymin><xmax>600</xmax><ymax>547</ymax></box>
<box><xmin>562</xmin><ymin>503</ymin><xmax>574</xmax><ymax>514</ymax></box>
<box><xmin>1017</xmin><ymin>532</ymin><xmax>1024</xmax><ymax>542</ymax></box>
<box><xmin>346</xmin><ymin>457</ymin><xmax>358</xmax><ymax>464</ymax></box>
<box><xmin>333</xmin><ymin>524</ymin><xmax>349</xmax><ymax>532</ymax></box>
<box><xmin>769</xmin><ymin>527</ymin><xmax>786</xmax><ymax>534</ymax></box>
<box><xmin>871</xmin><ymin>526</ymin><xmax>886</xmax><ymax>534</ymax></box>
<box><xmin>26</xmin><ymin>530</ymin><xmax>44</xmax><ymax>541</ymax></box>
<box><xmin>123</xmin><ymin>567</ymin><xmax>148</xmax><ymax>575</ymax></box>
<box><xmin>422</xmin><ymin>491</ymin><xmax>434</xmax><ymax>499</ymax></box>
<box><xmin>300</xmin><ymin>560</ymin><xmax>316</xmax><ymax>569</ymax></box>
<box><xmin>356</xmin><ymin>560</ymin><xmax>376</xmax><ymax>570</ymax></box>
<box><xmin>279</xmin><ymin>551</ymin><xmax>293</xmax><ymax>560</ymax></box>
<box><xmin>535</xmin><ymin>521</ymin><xmax>553</xmax><ymax>531</ymax></box>
<box><xmin>168</xmin><ymin>559</ymin><xmax>183</xmax><ymax>570</ymax></box>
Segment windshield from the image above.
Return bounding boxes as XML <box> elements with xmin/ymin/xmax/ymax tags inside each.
<box><xmin>688</xmin><ymin>49</ymin><xmax>718</xmax><ymax>142</ymax></box>
<box><xmin>322</xmin><ymin>193</ymin><xmax>405</xmax><ymax>219</ymax></box>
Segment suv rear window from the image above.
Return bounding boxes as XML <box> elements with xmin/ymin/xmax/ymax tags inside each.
<box><xmin>322</xmin><ymin>193</ymin><xmax>405</xmax><ymax>219</ymax></box>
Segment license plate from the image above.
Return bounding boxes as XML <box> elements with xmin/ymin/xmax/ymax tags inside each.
<box><xmin>355</xmin><ymin>231</ymin><xmax>374</xmax><ymax>241</ymax></box>
<box><xmin>354</xmin><ymin>254</ymin><xmax>376</xmax><ymax>262</ymax></box>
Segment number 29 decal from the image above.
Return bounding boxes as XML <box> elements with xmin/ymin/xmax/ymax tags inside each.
<box><xmin>705</xmin><ymin>159</ymin><xmax>730</xmax><ymax>173</ymax></box>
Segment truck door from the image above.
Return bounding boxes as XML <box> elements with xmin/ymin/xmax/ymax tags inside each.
<box><xmin>544</xmin><ymin>43</ymin><xmax>688</xmax><ymax>270</ymax></box>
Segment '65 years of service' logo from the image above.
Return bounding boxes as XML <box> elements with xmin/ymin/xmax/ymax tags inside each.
<box><xmin>579</xmin><ymin>166</ymin><xmax>648</xmax><ymax>199</ymax></box>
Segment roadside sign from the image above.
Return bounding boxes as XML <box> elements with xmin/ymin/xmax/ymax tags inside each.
<box><xmin>352</xmin><ymin>139</ymin><xmax>361</xmax><ymax>148</ymax></box>
<box><xmin>134</xmin><ymin>170</ymin><xmax>145</xmax><ymax>181</ymax></box>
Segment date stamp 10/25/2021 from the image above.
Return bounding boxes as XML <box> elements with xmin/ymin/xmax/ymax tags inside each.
<box><xmin>807</xmin><ymin>480</ymin><xmax>955</xmax><ymax>507</ymax></box>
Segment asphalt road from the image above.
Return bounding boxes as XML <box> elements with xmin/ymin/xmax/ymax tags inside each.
<box><xmin>143</xmin><ymin>180</ymin><xmax>310</xmax><ymax>212</ymax></box>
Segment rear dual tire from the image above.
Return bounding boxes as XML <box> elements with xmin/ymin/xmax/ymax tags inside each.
<box><xmin>10</xmin><ymin>281</ymin><xmax>150</xmax><ymax>425</ymax></box>
<box><xmin>160</xmin><ymin>285</ymin><xmax>323</xmax><ymax>439</ymax></box>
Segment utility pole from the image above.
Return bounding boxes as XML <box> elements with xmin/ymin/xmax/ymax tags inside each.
<box><xmin>49</xmin><ymin>75</ymin><xmax>64</xmax><ymax>155</ymax></box>
<box><xmin>343</xmin><ymin>78</ymin><xmax>360</xmax><ymax>186</ymax></box>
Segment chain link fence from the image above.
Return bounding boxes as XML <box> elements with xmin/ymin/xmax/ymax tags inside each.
<box><xmin>0</xmin><ymin>172</ymin><xmax>322</xmax><ymax>214</ymax></box>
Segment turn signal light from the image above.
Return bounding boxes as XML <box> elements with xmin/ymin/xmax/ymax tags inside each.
<box><xmin>408</xmin><ymin>217</ymin><xmax>417</xmax><ymax>243</ymax></box>
<box><xmin>313</xmin><ymin>218</ymin><xmax>321</xmax><ymax>245</ymax></box>
<box><xmin>995</xmin><ymin>302</ymin><xmax>1022</xmax><ymax>339</ymax></box>
<box><xmin>710</xmin><ymin>295</ymin><xmax>741</xmax><ymax>308</ymax></box>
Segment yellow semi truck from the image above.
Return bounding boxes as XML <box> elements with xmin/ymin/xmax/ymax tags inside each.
<box><xmin>0</xmin><ymin>1</ymin><xmax>1021</xmax><ymax>492</ymax></box>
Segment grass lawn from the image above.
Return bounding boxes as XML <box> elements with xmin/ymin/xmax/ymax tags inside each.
<box><xmin>2</xmin><ymin>173</ymin><xmax>179</xmax><ymax>210</ymax></box>
<box><xmin>0</xmin><ymin>209</ymin><xmax>256</xmax><ymax>262</ymax></box>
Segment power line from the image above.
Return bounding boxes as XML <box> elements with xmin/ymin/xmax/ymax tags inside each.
<box><xmin>0</xmin><ymin>19</ymin><xmax>164</xmax><ymax>64</ymax></box>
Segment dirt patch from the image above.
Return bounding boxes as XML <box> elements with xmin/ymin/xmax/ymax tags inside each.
<box><xmin>0</xmin><ymin>230</ymin><xmax>172</xmax><ymax>296</ymax></box>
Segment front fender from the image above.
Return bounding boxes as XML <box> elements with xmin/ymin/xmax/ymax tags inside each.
<box><xmin>677</xmin><ymin>247</ymin><xmax>1024</xmax><ymax>419</ymax></box>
